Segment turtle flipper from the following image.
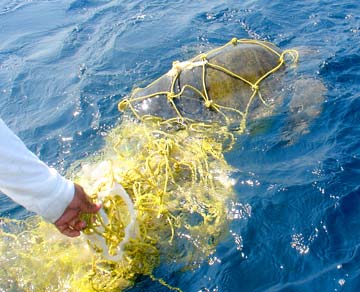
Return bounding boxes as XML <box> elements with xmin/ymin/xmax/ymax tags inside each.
<box><xmin>282</xmin><ymin>78</ymin><xmax>326</xmax><ymax>144</ymax></box>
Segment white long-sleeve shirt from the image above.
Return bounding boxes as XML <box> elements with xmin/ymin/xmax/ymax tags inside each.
<box><xmin>0</xmin><ymin>118</ymin><xmax>74</xmax><ymax>222</ymax></box>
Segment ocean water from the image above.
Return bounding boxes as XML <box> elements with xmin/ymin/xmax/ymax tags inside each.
<box><xmin>0</xmin><ymin>0</ymin><xmax>360</xmax><ymax>291</ymax></box>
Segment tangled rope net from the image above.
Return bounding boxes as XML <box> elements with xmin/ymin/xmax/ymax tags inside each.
<box><xmin>0</xmin><ymin>38</ymin><xmax>298</xmax><ymax>291</ymax></box>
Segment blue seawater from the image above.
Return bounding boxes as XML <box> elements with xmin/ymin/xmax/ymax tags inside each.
<box><xmin>0</xmin><ymin>0</ymin><xmax>360</xmax><ymax>291</ymax></box>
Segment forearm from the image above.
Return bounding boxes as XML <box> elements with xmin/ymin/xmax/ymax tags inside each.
<box><xmin>0</xmin><ymin>118</ymin><xmax>74</xmax><ymax>222</ymax></box>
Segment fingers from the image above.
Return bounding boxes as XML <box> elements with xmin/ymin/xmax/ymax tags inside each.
<box><xmin>74</xmin><ymin>220</ymin><xmax>87</xmax><ymax>230</ymax></box>
<box><xmin>57</xmin><ymin>225</ymin><xmax>81</xmax><ymax>237</ymax></box>
<box><xmin>63</xmin><ymin>229</ymin><xmax>81</xmax><ymax>237</ymax></box>
<box><xmin>54</xmin><ymin>208</ymin><xmax>80</xmax><ymax>227</ymax></box>
<box><xmin>54</xmin><ymin>183</ymin><xmax>101</xmax><ymax>238</ymax></box>
<box><xmin>54</xmin><ymin>208</ymin><xmax>87</xmax><ymax>236</ymax></box>
<box><xmin>55</xmin><ymin>219</ymin><xmax>87</xmax><ymax>237</ymax></box>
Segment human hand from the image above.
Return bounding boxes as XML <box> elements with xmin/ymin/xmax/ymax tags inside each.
<box><xmin>54</xmin><ymin>183</ymin><xmax>101</xmax><ymax>237</ymax></box>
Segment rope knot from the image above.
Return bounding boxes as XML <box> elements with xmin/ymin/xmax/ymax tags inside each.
<box><xmin>230</xmin><ymin>37</ymin><xmax>238</xmax><ymax>45</ymax></box>
<box><xmin>251</xmin><ymin>84</ymin><xmax>259</xmax><ymax>91</ymax></box>
<box><xmin>118</xmin><ymin>99</ymin><xmax>130</xmax><ymax>112</ymax></box>
<box><xmin>199</xmin><ymin>53</ymin><xmax>207</xmax><ymax>61</ymax></box>
<box><xmin>167</xmin><ymin>92</ymin><xmax>175</xmax><ymax>102</ymax></box>
<box><xmin>204</xmin><ymin>100</ymin><xmax>213</xmax><ymax>108</ymax></box>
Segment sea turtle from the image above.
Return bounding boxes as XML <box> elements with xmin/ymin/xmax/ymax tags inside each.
<box><xmin>119</xmin><ymin>38</ymin><xmax>326</xmax><ymax>138</ymax></box>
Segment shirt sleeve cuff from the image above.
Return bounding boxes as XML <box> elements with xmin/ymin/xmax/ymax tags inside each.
<box><xmin>40</xmin><ymin>174</ymin><xmax>75</xmax><ymax>223</ymax></box>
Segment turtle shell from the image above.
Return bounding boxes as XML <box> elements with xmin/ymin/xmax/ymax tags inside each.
<box><xmin>124</xmin><ymin>40</ymin><xmax>285</xmax><ymax>126</ymax></box>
